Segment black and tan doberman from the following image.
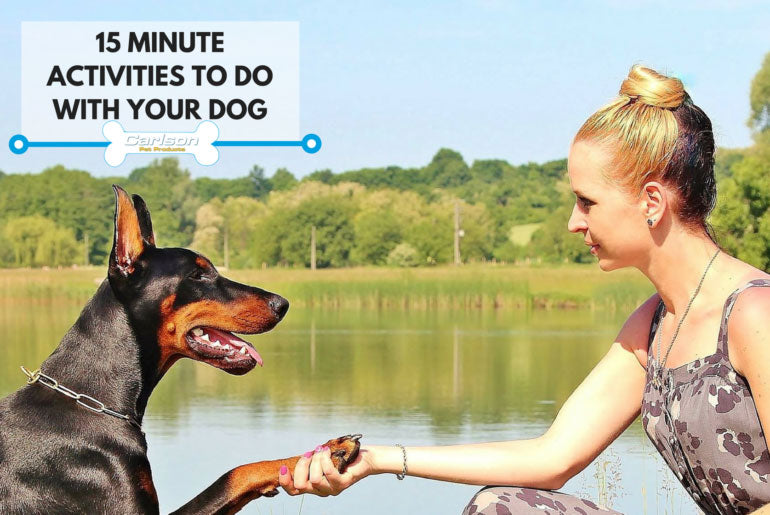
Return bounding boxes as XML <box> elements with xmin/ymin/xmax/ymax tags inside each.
<box><xmin>0</xmin><ymin>186</ymin><xmax>360</xmax><ymax>514</ymax></box>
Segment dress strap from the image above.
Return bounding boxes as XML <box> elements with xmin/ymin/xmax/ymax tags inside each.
<box><xmin>717</xmin><ymin>278</ymin><xmax>770</xmax><ymax>356</ymax></box>
<box><xmin>647</xmin><ymin>299</ymin><xmax>665</xmax><ymax>352</ymax></box>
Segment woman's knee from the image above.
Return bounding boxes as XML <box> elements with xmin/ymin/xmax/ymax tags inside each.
<box><xmin>462</xmin><ymin>486</ymin><xmax>622</xmax><ymax>515</ymax></box>
<box><xmin>462</xmin><ymin>486</ymin><xmax>544</xmax><ymax>515</ymax></box>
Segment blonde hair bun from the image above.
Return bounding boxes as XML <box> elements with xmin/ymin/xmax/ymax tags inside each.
<box><xmin>619</xmin><ymin>65</ymin><xmax>686</xmax><ymax>109</ymax></box>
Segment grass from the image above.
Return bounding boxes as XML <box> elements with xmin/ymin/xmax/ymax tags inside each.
<box><xmin>0</xmin><ymin>264</ymin><xmax>654</xmax><ymax>311</ymax></box>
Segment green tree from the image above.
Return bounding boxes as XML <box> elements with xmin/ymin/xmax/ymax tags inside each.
<box><xmin>469</xmin><ymin>159</ymin><xmax>507</xmax><ymax>183</ymax></box>
<box><xmin>305</xmin><ymin>169</ymin><xmax>335</xmax><ymax>184</ymax></box>
<box><xmin>248</xmin><ymin>165</ymin><xmax>273</xmax><ymax>199</ymax></box>
<box><xmin>36</xmin><ymin>226</ymin><xmax>80</xmax><ymax>267</ymax></box>
<box><xmin>714</xmin><ymin>148</ymin><xmax>747</xmax><ymax>181</ymax></box>
<box><xmin>270</xmin><ymin>168</ymin><xmax>298</xmax><ymax>191</ymax></box>
<box><xmin>194</xmin><ymin>177</ymin><xmax>256</xmax><ymax>202</ymax></box>
<box><xmin>127</xmin><ymin>158</ymin><xmax>198</xmax><ymax>247</ymax></box>
<box><xmin>191</xmin><ymin>197</ymin><xmax>267</xmax><ymax>268</ymax></box>
<box><xmin>277</xmin><ymin>196</ymin><xmax>356</xmax><ymax>267</ymax></box>
<box><xmin>712</xmin><ymin>132</ymin><xmax>770</xmax><ymax>269</ymax></box>
<box><xmin>0</xmin><ymin>227</ymin><xmax>14</xmax><ymax>266</ymax></box>
<box><xmin>407</xmin><ymin>218</ymin><xmax>452</xmax><ymax>264</ymax></box>
<box><xmin>424</xmin><ymin>148</ymin><xmax>471</xmax><ymax>188</ymax></box>
<box><xmin>749</xmin><ymin>51</ymin><xmax>770</xmax><ymax>133</ymax></box>
<box><xmin>3</xmin><ymin>215</ymin><xmax>79</xmax><ymax>267</ymax></box>
<box><xmin>250</xmin><ymin>216</ymin><xmax>282</xmax><ymax>267</ymax></box>
<box><xmin>247</xmin><ymin>181</ymin><xmax>360</xmax><ymax>267</ymax></box>
<box><xmin>0</xmin><ymin>165</ymin><xmax>112</xmax><ymax>264</ymax></box>
<box><xmin>334</xmin><ymin>165</ymin><xmax>427</xmax><ymax>190</ymax></box>
<box><xmin>529</xmin><ymin>195</ymin><xmax>592</xmax><ymax>264</ymax></box>
<box><xmin>351</xmin><ymin>210</ymin><xmax>402</xmax><ymax>265</ymax></box>
<box><xmin>222</xmin><ymin>197</ymin><xmax>266</xmax><ymax>268</ymax></box>
<box><xmin>492</xmin><ymin>240</ymin><xmax>528</xmax><ymax>263</ymax></box>
<box><xmin>387</xmin><ymin>243</ymin><xmax>419</xmax><ymax>267</ymax></box>
<box><xmin>190</xmin><ymin>199</ymin><xmax>225</xmax><ymax>264</ymax></box>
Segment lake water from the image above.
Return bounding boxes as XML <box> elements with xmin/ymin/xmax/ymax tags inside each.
<box><xmin>0</xmin><ymin>298</ymin><xmax>698</xmax><ymax>514</ymax></box>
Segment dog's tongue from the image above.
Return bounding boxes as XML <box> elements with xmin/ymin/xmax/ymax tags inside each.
<box><xmin>204</xmin><ymin>327</ymin><xmax>263</xmax><ymax>367</ymax></box>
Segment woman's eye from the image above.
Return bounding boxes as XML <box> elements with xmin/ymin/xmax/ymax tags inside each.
<box><xmin>578</xmin><ymin>197</ymin><xmax>594</xmax><ymax>209</ymax></box>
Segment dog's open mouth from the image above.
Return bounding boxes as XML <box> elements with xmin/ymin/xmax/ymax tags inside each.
<box><xmin>186</xmin><ymin>327</ymin><xmax>263</xmax><ymax>373</ymax></box>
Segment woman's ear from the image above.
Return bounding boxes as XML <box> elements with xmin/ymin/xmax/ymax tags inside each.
<box><xmin>641</xmin><ymin>181</ymin><xmax>667</xmax><ymax>228</ymax></box>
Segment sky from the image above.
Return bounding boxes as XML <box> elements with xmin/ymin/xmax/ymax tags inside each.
<box><xmin>1</xmin><ymin>0</ymin><xmax>769</xmax><ymax>179</ymax></box>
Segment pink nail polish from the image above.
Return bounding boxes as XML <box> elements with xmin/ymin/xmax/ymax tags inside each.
<box><xmin>322</xmin><ymin>446</ymin><xmax>330</xmax><ymax>451</ymax></box>
<box><xmin>315</xmin><ymin>445</ymin><xmax>323</xmax><ymax>453</ymax></box>
<box><xmin>280</xmin><ymin>465</ymin><xmax>288</xmax><ymax>475</ymax></box>
<box><xmin>303</xmin><ymin>451</ymin><xmax>313</xmax><ymax>459</ymax></box>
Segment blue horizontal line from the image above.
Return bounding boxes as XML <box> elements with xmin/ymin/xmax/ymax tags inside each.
<box><xmin>214</xmin><ymin>141</ymin><xmax>302</xmax><ymax>147</ymax></box>
<box><xmin>25</xmin><ymin>141</ymin><xmax>302</xmax><ymax>148</ymax></box>
<box><xmin>14</xmin><ymin>139</ymin><xmax>312</xmax><ymax>150</ymax></box>
<box><xmin>29</xmin><ymin>141</ymin><xmax>109</xmax><ymax>148</ymax></box>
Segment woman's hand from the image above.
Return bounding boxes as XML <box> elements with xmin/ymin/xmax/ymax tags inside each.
<box><xmin>278</xmin><ymin>444</ymin><xmax>374</xmax><ymax>497</ymax></box>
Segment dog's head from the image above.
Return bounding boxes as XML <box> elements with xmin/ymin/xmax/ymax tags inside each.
<box><xmin>108</xmin><ymin>185</ymin><xmax>288</xmax><ymax>377</ymax></box>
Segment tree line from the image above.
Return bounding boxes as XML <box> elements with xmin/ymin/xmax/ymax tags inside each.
<box><xmin>0</xmin><ymin>150</ymin><xmax>566</xmax><ymax>268</ymax></box>
<box><xmin>0</xmin><ymin>143</ymin><xmax>760</xmax><ymax>270</ymax></box>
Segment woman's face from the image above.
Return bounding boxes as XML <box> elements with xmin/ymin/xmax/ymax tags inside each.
<box><xmin>567</xmin><ymin>140</ymin><xmax>650</xmax><ymax>271</ymax></box>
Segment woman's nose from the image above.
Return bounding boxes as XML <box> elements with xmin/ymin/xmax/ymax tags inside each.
<box><xmin>567</xmin><ymin>203</ymin><xmax>586</xmax><ymax>233</ymax></box>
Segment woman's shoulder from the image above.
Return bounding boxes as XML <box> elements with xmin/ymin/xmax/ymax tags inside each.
<box><xmin>718</xmin><ymin>254</ymin><xmax>770</xmax><ymax>293</ymax></box>
<box><xmin>721</xmin><ymin>268</ymin><xmax>770</xmax><ymax>376</ymax></box>
<box><xmin>617</xmin><ymin>294</ymin><xmax>661</xmax><ymax>368</ymax></box>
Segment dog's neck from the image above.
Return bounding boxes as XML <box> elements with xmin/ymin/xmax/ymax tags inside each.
<box><xmin>41</xmin><ymin>280</ymin><xmax>160</xmax><ymax>426</ymax></box>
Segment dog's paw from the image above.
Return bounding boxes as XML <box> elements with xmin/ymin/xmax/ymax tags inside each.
<box><xmin>321</xmin><ymin>434</ymin><xmax>362</xmax><ymax>473</ymax></box>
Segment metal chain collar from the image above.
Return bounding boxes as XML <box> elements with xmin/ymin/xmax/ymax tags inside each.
<box><xmin>654</xmin><ymin>249</ymin><xmax>721</xmax><ymax>384</ymax></box>
<box><xmin>20</xmin><ymin>366</ymin><xmax>143</xmax><ymax>432</ymax></box>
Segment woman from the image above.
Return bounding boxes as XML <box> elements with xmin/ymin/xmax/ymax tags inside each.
<box><xmin>278</xmin><ymin>65</ymin><xmax>770</xmax><ymax>514</ymax></box>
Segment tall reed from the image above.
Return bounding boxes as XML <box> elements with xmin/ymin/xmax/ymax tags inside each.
<box><xmin>0</xmin><ymin>264</ymin><xmax>654</xmax><ymax>311</ymax></box>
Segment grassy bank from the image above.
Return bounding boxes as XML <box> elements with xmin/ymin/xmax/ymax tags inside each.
<box><xmin>0</xmin><ymin>264</ymin><xmax>654</xmax><ymax>311</ymax></box>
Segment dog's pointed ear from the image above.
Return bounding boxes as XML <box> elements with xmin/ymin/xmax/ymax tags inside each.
<box><xmin>109</xmin><ymin>185</ymin><xmax>146</xmax><ymax>278</ymax></box>
<box><xmin>132</xmin><ymin>193</ymin><xmax>156</xmax><ymax>246</ymax></box>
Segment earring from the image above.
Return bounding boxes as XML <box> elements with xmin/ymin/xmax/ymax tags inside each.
<box><xmin>647</xmin><ymin>218</ymin><xmax>655</xmax><ymax>227</ymax></box>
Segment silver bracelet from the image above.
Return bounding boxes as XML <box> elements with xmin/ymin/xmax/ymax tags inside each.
<box><xmin>395</xmin><ymin>444</ymin><xmax>408</xmax><ymax>480</ymax></box>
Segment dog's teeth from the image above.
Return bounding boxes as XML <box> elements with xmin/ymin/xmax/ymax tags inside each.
<box><xmin>223</xmin><ymin>344</ymin><xmax>233</xmax><ymax>351</ymax></box>
<box><xmin>201</xmin><ymin>334</ymin><xmax>210</xmax><ymax>342</ymax></box>
<box><xmin>239</xmin><ymin>346</ymin><xmax>247</xmax><ymax>355</ymax></box>
<box><xmin>192</xmin><ymin>328</ymin><xmax>203</xmax><ymax>337</ymax></box>
<box><xmin>211</xmin><ymin>341</ymin><xmax>221</xmax><ymax>348</ymax></box>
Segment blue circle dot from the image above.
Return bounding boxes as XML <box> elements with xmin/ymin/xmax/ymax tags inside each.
<box><xmin>301</xmin><ymin>134</ymin><xmax>322</xmax><ymax>154</ymax></box>
<box><xmin>9</xmin><ymin>134</ymin><xmax>29</xmax><ymax>155</ymax></box>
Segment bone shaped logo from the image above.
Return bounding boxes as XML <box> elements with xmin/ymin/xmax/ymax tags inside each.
<box><xmin>102</xmin><ymin>121</ymin><xmax>219</xmax><ymax>166</ymax></box>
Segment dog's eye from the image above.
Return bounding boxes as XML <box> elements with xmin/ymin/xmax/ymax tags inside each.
<box><xmin>188</xmin><ymin>268</ymin><xmax>206</xmax><ymax>281</ymax></box>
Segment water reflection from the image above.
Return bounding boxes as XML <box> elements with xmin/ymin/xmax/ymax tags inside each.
<box><xmin>0</xmin><ymin>299</ymin><xmax>696</xmax><ymax>513</ymax></box>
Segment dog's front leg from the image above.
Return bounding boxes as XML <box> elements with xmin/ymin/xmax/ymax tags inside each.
<box><xmin>170</xmin><ymin>434</ymin><xmax>361</xmax><ymax>515</ymax></box>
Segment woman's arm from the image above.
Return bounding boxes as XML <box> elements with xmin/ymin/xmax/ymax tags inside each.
<box><xmin>280</xmin><ymin>295</ymin><xmax>659</xmax><ymax>496</ymax></box>
<box><xmin>727</xmin><ymin>287</ymin><xmax>770</xmax><ymax>443</ymax></box>
<box><xmin>723</xmin><ymin>286</ymin><xmax>770</xmax><ymax>502</ymax></box>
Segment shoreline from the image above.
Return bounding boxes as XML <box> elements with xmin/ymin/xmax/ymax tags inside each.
<box><xmin>0</xmin><ymin>264</ymin><xmax>654</xmax><ymax>311</ymax></box>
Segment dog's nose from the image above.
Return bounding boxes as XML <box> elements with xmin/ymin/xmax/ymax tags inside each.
<box><xmin>269</xmin><ymin>295</ymin><xmax>289</xmax><ymax>320</ymax></box>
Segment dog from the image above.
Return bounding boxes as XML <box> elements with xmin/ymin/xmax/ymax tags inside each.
<box><xmin>0</xmin><ymin>186</ymin><xmax>360</xmax><ymax>514</ymax></box>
